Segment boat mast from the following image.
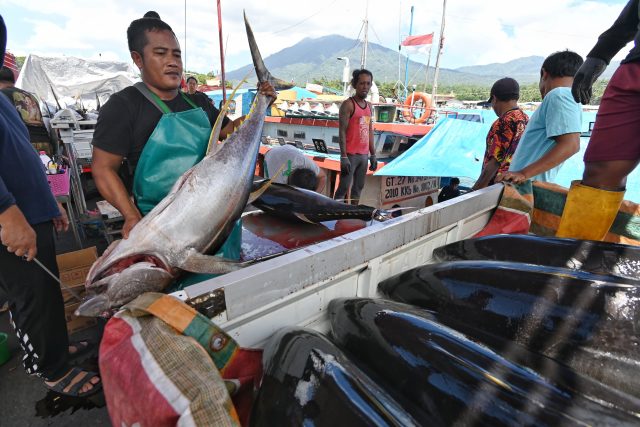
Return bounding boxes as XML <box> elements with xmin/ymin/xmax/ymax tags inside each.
<box><xmin>402</xmin><ymin>6</ymin><xmax>415</xmax><ymax>99</ymax></box>
<box><xmin>423</xmin><ymin>44</ymin><xmax>433</xmax><ymax>93</ymax></box>
<box><xmin>361</xmin><ymin>0</ymin><xmax>369</xmax><ymax>69</ymax></box>
<box><xmin>184</xmin><ymin>0</ymin><xmax>187</xmax><ymax>73</ymax></box>
<box><xmin>431</xmin><ymin>0</ymin><xmax>446</xmax><ymax>106</ymax></box>
<box><xmin>217</xmin><ymin>0</ymin><xmax>226</xmax><ymax>103</ymax></box>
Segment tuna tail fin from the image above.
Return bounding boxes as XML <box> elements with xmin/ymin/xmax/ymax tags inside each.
<box><xmin>244</xmin><ymin>11</ymin><xmax>292</xmax><ymax>90</ymax></box>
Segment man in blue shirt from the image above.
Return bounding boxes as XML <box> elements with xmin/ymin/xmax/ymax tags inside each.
<box><xmin>499</xmin><ymin>51</ymin><xmax>583</xmax><ymax>184</ymax></box>
<box><xmin>0</xmin><ymin>15</ymin><xmax>100</xmax><ymax>397</ymax></box>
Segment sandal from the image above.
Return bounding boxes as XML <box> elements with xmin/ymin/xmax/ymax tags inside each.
<box><xmin>45</xmin><ymin>367</ymin><xmax>102</xmax><ymax>398</ymax></box>
<box><xmin>68</xmin><ymin>340</ymin><xmax>94</xmax><ymax>358</ymax></box>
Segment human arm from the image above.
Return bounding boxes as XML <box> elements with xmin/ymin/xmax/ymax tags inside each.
<box><xmin>338</xmin><ymin>100</ymin><xmax>354</xmax><ymax>173</ymax></box>
<box><xmin>0</xmin><ymin>205</ymin><xmax>37</xmax><ymax>260</ymax></box>
<box><xmin>0</xmin><ymin>174</ymin><xmax>36</xmax><ymax>259</ymax></box>
<box><xmin>587</xmin><ymin>0</ymin><xmax>639</xmax><ymax>64</ymax></box>
<box><xmin>91</xmin><ymin>147</ymin><xmax>142</xmax><ymax>238</ymax></box>
<box><xmin>472</xmin><ymin>158</ymin><xmax>500</xmax><ymax>190</ymax></box>
<box><xmin>315</xmin><ymin>169</ymin><xmax>327</xmax><ymax>193</ymax></box>
<box><xmin>53</xmin><ymin>201</ymin><xmax>69</xmax><ymax>232</ymax></box>
<box><xmin>498</xmin><ymin>133</ymin><xmax>580</xmax><ymax>184</ymax></box>
<box><xmin>368</xmin><ymin>104</ymin><xmax>377</xmax><ymax>171</ymax></box>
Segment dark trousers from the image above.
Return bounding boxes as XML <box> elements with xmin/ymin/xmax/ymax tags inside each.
<box><xmin>0</xmin><ymin>221</ymin><xmax>69</xmax><ymax>381</ymax></box>
<box><xmin>334</xmin><ymin>154</ymin><xmax>369</xmax><ymax>203</ymax></box>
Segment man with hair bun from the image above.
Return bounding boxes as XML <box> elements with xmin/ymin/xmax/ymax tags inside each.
<box><xmin>334</xmin><ymin>68</ymin><xmax>377</xmax><ymax>204</ymax></box>
<box><xmin>92</xmin><ymin>12</ymin><xmax>275</xmax><ymax>241</ymax></box>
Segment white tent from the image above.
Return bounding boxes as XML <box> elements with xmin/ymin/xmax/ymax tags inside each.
<box><xmin>16</xmin><ymin>54</ymin><xmax>139</xmax><ymax>110</ymax></box>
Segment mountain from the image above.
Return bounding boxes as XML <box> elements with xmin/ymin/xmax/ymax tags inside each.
<box><xmin>456</xmin><ymin>56</ymin><xmax>620</xmax><ymax>84</ymax></box>
<box><xmin>226</xmin><ymin>35</ymin><xmax>620</xmax><ymax>88</ymax></box>
<box><xmin>226</xmin><ymin>35</ymin><xmax>501</xmax><ymax>88</ymax></box>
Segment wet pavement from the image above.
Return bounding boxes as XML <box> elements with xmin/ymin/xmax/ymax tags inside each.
<box><xmin>0</xmin><ymin>311</ymin><xmax>111</xmax><ymax>426</ymax></box>
<box><xmin>0</xmin><ymin>210</ymin><xmax>112</xmax><ymax>426</ymax></box>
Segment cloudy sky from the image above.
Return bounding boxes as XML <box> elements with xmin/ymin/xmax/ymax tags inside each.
<box><xmin>1</xmin><ymin>0</ymin><xmax>632</xmax><ymax>75</ymax></box>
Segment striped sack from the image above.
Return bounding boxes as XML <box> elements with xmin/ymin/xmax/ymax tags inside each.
<box><xmin>99</xmin><ymin>292</ymin><xmax>262</xmax><ymax>427</ymax></box>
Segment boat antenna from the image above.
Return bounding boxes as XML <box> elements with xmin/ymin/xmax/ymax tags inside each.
<box><xmin>360</xmin><ymin>0</ymin><xmax>369</xmax><ymax>69</ymax></box>
<box><xmin>431</xmin><ymin>0</ymin><xmax>447</xmax><ymax>108</ymax></box>
<box><xmin>217</xmin><ymin>0</ymin><xmax>227</xmax><ymax>103</ymax></box>
<box><xmin>403</xmin><ymin>5</ymin><xmax>415</xmax><ymax>100</ymax></box>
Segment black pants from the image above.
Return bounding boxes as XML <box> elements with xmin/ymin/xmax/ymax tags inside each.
<box><xmin>0</xmin><ymin>221</ymin><xmax>69</xmax><ymax>381</ymax></box>
<box><xmin>334</xmin><ymin>154</ymin><xmax>369</xmax><ymax>203</ymax></box>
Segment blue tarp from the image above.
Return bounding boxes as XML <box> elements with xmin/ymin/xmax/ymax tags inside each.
<box><xmin>205</xmin><ymin>89</ymin><xmax>256</xmax><ymax>116</ymax></box>
<box><xmin>374</xmin><ymin>117</ymin><xmax>491</xmax><ymax>178</ymax></box>
<box><xmin>555</xmin><ymin>137</ymin><xmax>640</xmax><ymax>202</ymax></box>
<box><xmin>375</xmin><ymin>113</ymin><xmax>639</xmax><ymax>202</ymax></box>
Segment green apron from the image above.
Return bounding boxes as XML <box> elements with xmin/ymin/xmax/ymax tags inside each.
<box><xmin>132</xmin><ymin>83</ymin><xmax>241</xmax><ymax>275</ymax></box>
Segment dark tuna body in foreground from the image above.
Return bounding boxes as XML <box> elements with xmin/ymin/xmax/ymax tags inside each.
<box><xmin>378</xmin><ymin>260</ymin><xmax>640</xmax><ymax>396</ymax></box>
<box><xmin>328</xmin><ymin>298</ymin><xmax>640</xmax><ymax>426</ymax></box>
<box><xmin>251</xmin><ymin>327</ymin><xmax>418</xmax><ymax>427</ymax></box>
<box><xmin>433</xmin><ymin>234</ymin><xmax>640</xmax><ymax>279</ymax></box>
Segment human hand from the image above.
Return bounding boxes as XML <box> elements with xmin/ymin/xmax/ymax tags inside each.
<box><xmin>496</xmin><ymin>171</ymin><xmax>527</xmax><ymax>184</ymax></box>
<box><xmin>53</xmin><ymin>202</ymin><xmax>69</xmax><ymax>232</ymax></box>
<box><xmin>258</xmin><ymin>81</ymin><xmax>277</xmax><ymax>106</ymax></box>
<box><xmin>369</xmin><ymin>155</ymin><xmax>378</xmax><ymax>171</ymax></box>
<box><xmin>122</xmin><ymin>211</ymin><xmax>142</xmax><ymax>239</ymax></box>
<box><xmin>340</xmin><ymin>156</ymin><xmax>351</xmax><ymax>174</ymax></box>
<box><xmin>572</xmin><ymin>57</ymin><xmax>607</xmax><ymax>105</ymax></box>
<box><xmin>0</xmin><ymin>206</ymin><xmax>37</xmax><ymax>260</ymax></box>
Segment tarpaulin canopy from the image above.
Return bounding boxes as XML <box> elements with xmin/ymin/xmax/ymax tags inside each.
<box><xmin>16</xmin><ymin>54</ymin><xmax>138</xmax><ymax>109</ymax></box>
<box><xmin>375</xmin><ymin>117</ymin><xmax>491</xmax><ymax>178</ymax></box>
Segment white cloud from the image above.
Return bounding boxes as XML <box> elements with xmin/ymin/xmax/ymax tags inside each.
<box><xmin>2</xmin><ymin>0</ymin><xmax>632</xmax><ymax>75</ymax></box>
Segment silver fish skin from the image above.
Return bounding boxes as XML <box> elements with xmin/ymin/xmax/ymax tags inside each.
<box><xmin>77</xmin><ymin>13</ymin><xmax>274</xmax><ymax>317</ymax></box>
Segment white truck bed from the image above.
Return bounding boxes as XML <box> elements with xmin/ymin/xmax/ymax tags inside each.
<box><xmin>183</xmin><ymin>185</ymin><xmax>503</xmax><ymax>348</ymax></box>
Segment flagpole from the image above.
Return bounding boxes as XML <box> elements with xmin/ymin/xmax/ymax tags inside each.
<box><xmin>431</xmin><ymin>0</ymin><xmax>446</xmax><ymax>107</ymax></box>
<box><xmin>424</xmin><ymin>43</ymin><xmax>433</xmax><ymax>93</ymax></box>
<box><xmin>403</xmin><ymin>5</ymin><xmax>414</xmax><ymax>100</ymax></box>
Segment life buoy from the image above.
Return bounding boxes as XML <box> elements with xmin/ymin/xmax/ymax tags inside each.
<box><xmin>402</xmin><ymin>92</ymin><xmax>432</xmax><ymax>124</ymax></box>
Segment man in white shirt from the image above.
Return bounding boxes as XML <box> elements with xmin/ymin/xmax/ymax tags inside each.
<box><xmin>264</xmin><ymin>144</ymin><xmax>326</xmax><ymax>192</ymax></box>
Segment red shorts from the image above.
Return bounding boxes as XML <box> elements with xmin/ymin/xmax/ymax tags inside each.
<box><xmin>584</xmin><ymin>61</ymin><xmax>640</xmax><ymax>162</ymax></box>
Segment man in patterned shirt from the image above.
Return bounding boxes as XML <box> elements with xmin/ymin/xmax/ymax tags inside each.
<box><xmin>472</xmin><ymin>78</ymin><xmax>528</xmax><ymax>190</ymax></box>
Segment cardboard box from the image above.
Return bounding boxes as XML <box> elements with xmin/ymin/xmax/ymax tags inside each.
<box><xmin>56</xmin><ymin>247</ymin><xmax>99</xmax><ymax>334</ymax></box>
<box><xmin>64</xmin><ymin>303</ymin><xmax>97</xmax><ymax>335</ymax></box>
<box><xmin>57</xmin><ymin>247</ymin><xmax>98</xmax><ymax>287</ymax></box>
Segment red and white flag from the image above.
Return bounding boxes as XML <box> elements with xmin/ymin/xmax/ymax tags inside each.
<box><xmin>402</xmin><ymin>33</ymin><xmax>434</xmax><ymax>47</ymax></box>
<box><xmin>401</xmin><ymin>33</ymin><xmax>434</xmax><ymax>55</ymax></box>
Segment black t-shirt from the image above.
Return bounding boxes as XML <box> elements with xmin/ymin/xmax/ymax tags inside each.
<box><xmin>92</xmin><ymin>86</ymin><xmax>230</xmax><ymax>191</ymax></box>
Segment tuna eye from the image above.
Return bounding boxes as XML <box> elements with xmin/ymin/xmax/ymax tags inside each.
<box><xmin>210</xmin><ymin>333</ymin><xmax>227</xmax><ymax>351</ymax></box>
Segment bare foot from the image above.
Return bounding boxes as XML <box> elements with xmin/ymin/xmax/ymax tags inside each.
<box><xmin>68</xmin><ymin>341</ymin><xmax>90</xmax><ymax>355</ymax></box>
<box><xmin>45</xmin><ymin>368</ymin><xmax>101</xmax><ymax>395</ymax></box>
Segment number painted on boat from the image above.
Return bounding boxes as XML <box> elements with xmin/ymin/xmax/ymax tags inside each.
<box><xmin>382</xmin><ymin>176</ymin><xmax>439</xmax><ymax>203</ymax></box>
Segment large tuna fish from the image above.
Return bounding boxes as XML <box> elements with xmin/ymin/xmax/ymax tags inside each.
<box><xmin>329</xmin><ymin>298</ymin><xmax>640</xmax><ymax>426</ymax></box>
<box><xmin>251</xmin><ymin>328</ymin><xmax>420</xmax><ymax>426</ymax></box>
<box><xmin>77</xmin><ymin>14</ymin><xmax>275</xmax><ymax>317</ymax></box>
<box><xmin>378</xmin><ymin>260</ymin><xmax>640</xmax><ymax>396</ymax></box>
<box><xmin>252</xmin><ymin>181</ymin><xmax>391</xmax><ymax>223</ymax></box>
<box><xmin>433</xmin><ymin>234</ymin><xmax>640</xmax><ymax>279</ymax></box>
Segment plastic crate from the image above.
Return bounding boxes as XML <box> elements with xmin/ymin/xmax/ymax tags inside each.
<box><xmin>47</xmin><ymin>169</ymin><xmax>70</xmax><ymax>197</ymax></box>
